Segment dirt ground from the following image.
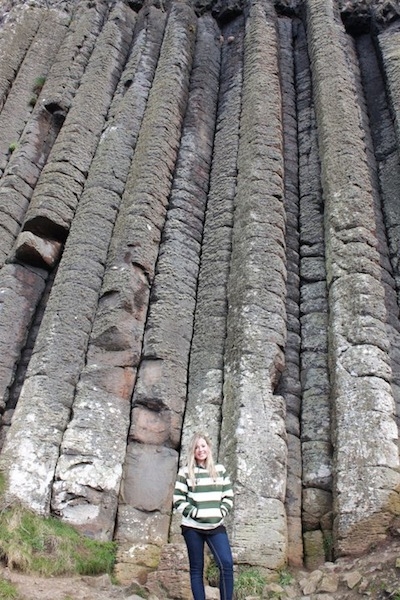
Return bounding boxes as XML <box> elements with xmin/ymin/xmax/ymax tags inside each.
<box><xmin>3</xmin><ymin>538</ymin><xmax>400</xmax><ymax>600</ymax></box>
<box><xmin>0</xmin><ymin>568</ymin><xmax>133</xmax><ymax>600</ymax></box>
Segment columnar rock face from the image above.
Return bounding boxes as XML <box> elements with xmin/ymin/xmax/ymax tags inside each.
<box><xmin>1</xmin><ymin>0</ymin><xmax>400</xmax><ymax>586</ymax></box>
<box><xmin>220</xmin><ymin>0</ymin><xmax>287</xmax><ymax>570</ymax></box>
<box><xmin>305</xmin><ymin>0</ymin><xmax>400</xmax><ymax>558</ymax></box>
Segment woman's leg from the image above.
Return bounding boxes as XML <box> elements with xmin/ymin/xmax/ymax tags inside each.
<box><xmin>182</xmin><ymin>528</ymin><xmax>206</xmax><ymax>600</ymax></box>
<box><xmin>206</xmin><ymin>531</ymin><xmax>234</xmax><ymax>600</ymax></box>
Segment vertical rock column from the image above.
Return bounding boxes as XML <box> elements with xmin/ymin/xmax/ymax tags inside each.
<box><xmin>376</xmin><ymin>25</ymin><xmax>400</xmax><ymax>428</ymax></box>
<box><xmin>0</xmin><ymin>7</ymin><xmax>41</xmax><ymax>111</ymax></box>
<box><xmin>306</xmin><ymin>0</ymin><xmax>400</xmax><ymax>556</ymax></box>
<box><xmin>109</xmin><ymin>6</ymin><xmax>205</xmax><ymax>581</ymax></box>
<box><xmin>15</xmin><ymin>2</ymin><xmax>127</xmax><ymax>267</ymax></box>
<box><xmin>0</xmin><ymin>9</ymin><xmax>69</xmax><ymax>175</ymax></box>
<box><xmin>295</xmin><ymin>22</ymin><xmax>331</xmax><ymax>567</ymax></box>
<box><xmin>180</xmin><ymin>14</ymin><xmax>244</xmax><ymax>460</ymax></box>
<box><xmin>128</xmin><ymin>13</ymin><xmax>221</xmax><ymax>453</ymax></box>
<box><xmin>50</xmin><ymin>5</ymin><xmax>167</xmax><ymax>539</ymax></box>
<box><xmin>73</xmin><ymin>2</ymin><xmax>196</xmax><ymax>579</ymax></box>
<box><xmin>39</xmin><ymin>0</ymin><xmax>110</xmax><ymax>115</ymax></box>
<box><xmin>276</xmin><ymin>16</ymin><xmax>302</xmax><ymax>567</ymax></box>
<box><xmin>378</xmin><ymin>23</ymin><xmax>400</xmax><ymax>154</ymax></box>
<box><xmin>0</xmin><ymin>264</ymin><xmax>47</xmax><ymax>418</ymax></box>
<box><xmin>0</xmin><ymin>2</ymin><xmax>135</xmax><ymax>515</ymax></box>
<box><xmin>221</xmin><ymin>0</ymin><xmax>287</xmax><ymax>571</ymax></box>
<box><xmin>359</xmin><ymin>32</ymin><xmax>400</xmax><ymax>427</ymax></box>
<box><xmin>0</xmin><ymin>0</ymin><xmax>109</xmax><ymax>267</ymax></box>
<box><xmin>51</xmin><ymin>2</ymin><xmax>194</xmax><ymax>550</ymax></box>
<box><xmin>0</xmin><ymin>2</ymin><xmax>113</xmax><ymax>430</ymax></box>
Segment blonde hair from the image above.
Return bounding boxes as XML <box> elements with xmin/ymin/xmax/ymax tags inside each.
<box><xmin>187</xmin><ymin>432</ymin><xmax>218</xmax><ymax>484</ymax></box>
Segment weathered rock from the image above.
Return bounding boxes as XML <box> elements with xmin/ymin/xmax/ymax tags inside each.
<box><xmin>146</xmin><ymin>543</ymin><xmax>191</xmax><ymax>600</ymax></box>
<box><xmin>303</xmin><ymin>531</ymin><xmax>325</xmax><ymax>571</ymax></box>
<box><xmin>179</xmin><ymin>12</ymin><xmax>243</xmax><ymax>456</ymax></box>
<box><xmin>115</xmin><ymin>542</ymin><xmax>162</xmax><ymax>585</ymax></box>
<box><xmin>302</xmin><ymin>488</ymin><xmax>332</xmax><ymax>531</ymax></box>
<box><xmin>53</xmin><ymin>0</ymin><xmax>192</xmax><ymax>543</ymax></box>
<box><xmin>341</xmin><ymin>570</ymin><xmax>362</xmax><ymax>589</ymax></box>
<box><xmin>220</xmin><ymin>0</ymin><xmax>287</xmax><ymax>572</ymax></box>
<box><xmin>299</xmin><ymin>568</ymin><xmax>323</xmax><ymax>595</ymax></box>
<box><xmin>278</xmin><ymin>15</ymin><xmax>303</xmax><ymax>568</ymax></box>
<box><xmin>0</xmin><ymin>9</ymin><xmax>69</xmax><ymax>175</ymax></box>
<box><xmin>306</xmin><ymin>0</ymin><xmax>400</xmax><ymax>557</ymax></box>
<box><xmin>205</xmin><ymin>585</ymin><xmax>219</xmax><ymax>600</ymax></box>
<box><xmin>318</xmin><ymin>573</ymin><xmax>339</xmax><ymax>593</ymax></box>
<box><xmin>14</xmin><ymin>231</ymin><xmax>62</xmax><ymax>268</ymax></box>
<box><xmin>1</xmin><ymin>0</ymin><xmax>400</xmax><ymax>585</ymax></box>
<box><xmin>0</xmin><ymin>1</ymin><xmax>136</xmax><ymax>514</ymax></box>
<box><xmin>19</xmin><ymin>2</ymin><xmax>132</xmax><ymax>248</ymax></box>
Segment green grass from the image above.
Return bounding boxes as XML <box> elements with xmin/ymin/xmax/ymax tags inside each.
<box><xmin>206</xmin><ymin>556</ymin><xmax>219</xmax><ymax>587</ymax></box>
<box><xmin>32</xmin><ymin>75</ymin><xmax>46</xmax><ymax>95</ymax></box>
<box><xmin>0</xmin><ymin>476</ymin><xmax>117</xmax><ymax>578</ymax></box>
<box><xmin>8</xmin><ymin>142</ymin><xmax>18</xmax><ymax>154</ymax></box>
<box><xmin>0</xmin><ymin>577</ymin><xmax>21</xmax><ymax>599</ymax></box>
<box><xmin>207</xmin><ymin>557</ymin><xmax>268</xmax><ymax>599</ymax></box>
<box><xmin>234</xmin><ymin>567</ymin><xmax>266</xmax><ymax>600</ymax></box>
<box><xmin>278</xmin><ymin>569</ymin><xmax>294</xmax><ymax>586</ymax></box>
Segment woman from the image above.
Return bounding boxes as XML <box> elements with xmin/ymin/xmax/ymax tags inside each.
<box><xmin>173</xmin><ymin>432</ymin><xmax>234</xmax><ymax>600</ymax></box>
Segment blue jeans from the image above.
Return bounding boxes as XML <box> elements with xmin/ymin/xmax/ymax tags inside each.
<box><xmin>182</xmin><ymin>527</ymin><xmax>234</xmax><ymax>600</ymax></box>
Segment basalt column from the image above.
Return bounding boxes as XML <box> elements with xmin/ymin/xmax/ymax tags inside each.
<box><xmin>349</xmin><ymin>30</ymin><xmax>400</xmax><ymax>485</ymax></box>
<box><xmin>114</xmin><ymin>12</ymin><xmax>217</xmax><ymax>581</ymax></box>
<box><xmin>0</xmin><ymin>2</ymin><xmax>136</xmax><ymax>514</ymax></box>
<box><xmin>0</xmin><ymin>6</ymin><xmax>74</xmax><ymax>420</ymax></box>
<box><xmin>0</xmin><ymin>3</ymin><xmax>110</xmax><ymax>428</ymax></box>
<box><xmin>0</xmin><ymin>0</ymin><xmax>108</xmax><ymax>269</ymax></box>
<box><xmin>0</xmin><ymin>8</ymin><xmax>42</xmax><ymax>112</ymax></box>
<box><xmin>375</xmin><ymin>24</ymin><xmax>400</xmax><ymax>430</ymax></box>
<box><xmin>220</xmin><ymin>0</ymin><xmax>287</xmax><ymax>571</ymax></box>
<box><xmin>178</xmin><ymin>14</ymin><xmax>244</xmax><ymax>457</ymax></box>
<box><xmin>277</xmin><ymin>16</ymin><xmax>302</xmax><ymax>567</ymax></box>
<box><xmin>0</xmin><ymin>9</ymin><xmax>69</xmax><ymax>176</ymax></box>
<box><xmin>295</xmin><ymin>21</ymin><xmax>332</xmax><ymax>567</ymax></box>
<box><xmin>305</xmin><ymin>0</ymin><xmax>400</xmax><ymax>556</ymax></box>
<box><xmin>50</xmin><ymin>1</ymin><xmax>195</xmax><ymax>562</ymax></box>
<box><xmin>50</xmin><ymin>4</ymin><xmax>167</xmax><ymax>537</ymax></box>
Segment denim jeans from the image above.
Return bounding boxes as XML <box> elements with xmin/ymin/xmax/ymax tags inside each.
<box><xmin>182</xmin><ymin>527</ymin><xmax>234</xmax><ymax>600</ymax></box>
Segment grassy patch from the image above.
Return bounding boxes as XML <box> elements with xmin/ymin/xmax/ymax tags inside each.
<box><xmin>0</xmin><ymin>576</ymin><xmax>21</xmax><ymax>599</ymax></box>
<box><xmin>8</xmin><ymin>142</ymin><xmax>18</xmax><ymax>154</ymax></box>
<box><xmin>278</xmin><ymin>568</ymin><xmax>294</xmax><ymax>586</ymax></box>
<box><xmin>207</xmin><ymin>557</ymin><xmax>268</xmax><ymax>598</ymax></box>
<box><xmin>234</xmin><ymin>567</ymin><xmax>266</xmax><ymax>600</ymax></box>
<box><xmin>0</xmin><ymin>474</ymin><xmax>116</xmax><ymax>578</ymax></box>
<box><xmin>206</xmin><ymin>556</ymin><xmax>219</xmax><ymax>587</ymax></box>
<box><xmin>32</xmin><ymin>75</ymin><xmax>46</xmax><ymax>95</ymax></box>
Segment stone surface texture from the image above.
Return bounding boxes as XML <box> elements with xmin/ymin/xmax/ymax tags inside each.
<box><xmin>0</xmin><ymin>0</ymin><xmax>400</xmax><ymax>594</ymax></box>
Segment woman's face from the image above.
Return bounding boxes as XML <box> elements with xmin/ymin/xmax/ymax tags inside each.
<box><xmin>194</xmin><ymin>437</ymin><xmax>209</xmax><ymax>466</ymax></box>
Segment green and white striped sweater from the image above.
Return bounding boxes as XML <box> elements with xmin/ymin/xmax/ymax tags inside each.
<box><xmin>173</xmin><ymin>463</ymin><xmax>234</xmax><ymax>530</ymax></box>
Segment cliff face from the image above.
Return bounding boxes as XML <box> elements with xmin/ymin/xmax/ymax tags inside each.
<box><xmin>0</xmin><ymin>0</ymin><xmax>400</xmax><ymax>589</ymax></box>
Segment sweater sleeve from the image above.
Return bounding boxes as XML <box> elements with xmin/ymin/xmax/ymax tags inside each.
<box><xmin>173</xmin><ymin>468</ymin><xmax>196</xmax><ymax>518</ymax></box>
<box><xmin>220</xmin><ymin>467</ymin><xmax>234</xmax><ymax>516</ymax></box>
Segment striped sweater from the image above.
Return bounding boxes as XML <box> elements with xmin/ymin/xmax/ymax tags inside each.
<box><xmin>173</xmin><ymin>463</ymin><xmax>234</xmax><ymax>530</ymax></box>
